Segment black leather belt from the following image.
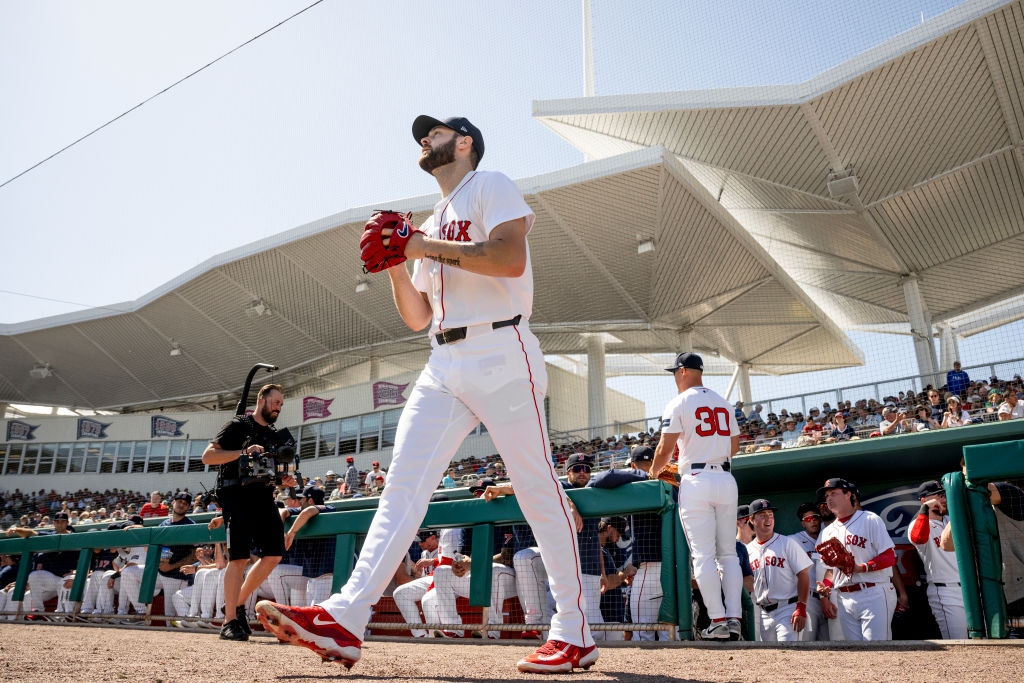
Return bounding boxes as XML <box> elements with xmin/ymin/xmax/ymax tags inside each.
<box><xmin>761</xmin><ymin>596</ymin><xmax>798</xmax><ymax>613</ymax></box>
<box><xmin>933</xmin><ymin>582</ymin><xmax>960</xmax><ymax>587</ymax></box>
<box><xmin>435</xmin><ymin>315</ymin><xmax>521</xmax><ymax>345</ymax></box>
<box><xmin>812</xmin><ymin>591</ymin><xmax>822</xmax><ymax>600</ymax></box>
<box><xmin>691</xmin><ymin>461</ymin><xmax>730</xmax><ymax>472</ymax></box>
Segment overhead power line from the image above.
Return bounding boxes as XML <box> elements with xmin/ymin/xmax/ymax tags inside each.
<box><xmin>0</xmin><ymin>0</ymin><xmax>326</xmax><ymax>191</ymax></box>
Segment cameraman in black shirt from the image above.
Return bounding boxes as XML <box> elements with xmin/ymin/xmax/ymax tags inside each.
<box><xmin>203</xmin><ymin>383</ymin><xmax>297</xmax><ymax>641</ymax></box>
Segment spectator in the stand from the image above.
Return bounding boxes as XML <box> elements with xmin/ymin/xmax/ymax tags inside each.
<box><xmin>441</xmin><ymin>469</ymin><xmax>457</xmax><ymax>489</ymax></box>
<box><xmin>342</xmin><ymin>456</ymin><xmax>359</xmax><ymax>496</ymax></box>
<box><xmin>139</xmin><ymin>491</ymin><xmax>168</xmax><ymax>519</ymax></box>
<box><xmin>734</xmin><ymin>402</ymin><xmax>748</xmax><ymax>428</ymax></box>
<box><xmin>985</xmin><ymin>389</ymin><xmax>1003</xmax><ymax>415</ymax></box>
<box><xmin>826</xmin><ymin>412</ymin><xmax>856</xmax><ymax>442</ymax></box>
<box><xmin>364</xmin><ymin>461</ymin><xmax>385</xmax><ymax>491</ymax></box>
<box><xmin>926</xmin><ymin>389</ymin><xmax>945</xmax><ymax>424</ymax></box>
<box><xmin>946</xmin><ymin>361</ymin><xmax>970</xmax><ymax>397</ymax></box>
<box><xmin>780</xmin><ymin>417</ymin><xmax>800</xmax><ymax>447</ymax></box>
<box><xmin>854</xmin><ymin>407</ymin><xmax>879</xmax><ymax>429</ymax></box>
<box><xmin>748</xmin><ymin>404</ymin><xmax>764</xmax><ymax>424</ymax></box>
<box><xmin>913</xmin><ymin>404</ymin><xmax>940</xmax><ymax>432</ymax></box>
<box><xmin>941</xmin><ymin>396</ymin><xmax>972</xmax><ymax>428</ymax></box>
<box><xmin>998</xmin><ymin>390</ymin><xmax>1023</xmax><ymax>420</ymax></box>
<box><xmin>879</xmin><ymin>406</ymin><xmax>908</xmax><ymax>435</ymax></box>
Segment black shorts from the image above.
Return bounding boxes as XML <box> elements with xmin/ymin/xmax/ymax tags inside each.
<box><xmin>219</xmin><ymin>485</ymin><xmax>285</xmax><ymax>561</ymax></box>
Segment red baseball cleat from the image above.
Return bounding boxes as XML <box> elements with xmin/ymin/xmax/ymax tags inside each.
<box><xmin>255</xmin><ymin>601</ymin><xmax>361</xmax><ymax>668</ymax></box>
<box><xmin>516</xmin><ymin>639</ymin><xmax>599</xmax><ymax>674</ymax></box>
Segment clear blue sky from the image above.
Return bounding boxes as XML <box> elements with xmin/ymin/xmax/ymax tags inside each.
<box><xmin>4</xmin><ymin>0</ymin><xmax>1010</xmax><ymax>416</ymax></box>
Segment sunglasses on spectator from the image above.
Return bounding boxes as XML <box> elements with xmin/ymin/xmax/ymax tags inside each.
<box><xmin>569</xmin><ymin>464</ymin><xmax>592</xmax><ymax>473</ymax></box>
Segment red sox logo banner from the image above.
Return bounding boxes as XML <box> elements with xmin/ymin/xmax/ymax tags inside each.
<box><xmin>151</xmin><ymin>415</ymin><xmax>187</xmax><ymax>438</ymax></box>
<box><xmin>77</xmin><ymin>418</ymin><xmax>111</xmax><ymax>440</ymax></box>
<box><xmin>303</xmin><ymin>396</ymin><xmax>334</xmax><ymax>422</ymax></box>
<box><xmin>859</xmin><ymin>485</ymin><xmax>931</xmax><ymax>543</ymax></box>
<box><xmin>373</xmin><ymin>381</ymin><xmax>409</xmax><ymax>409</ymax></box>
<box><xmin>6</xmin><ymin>420</ymin><xmax>39</xmax><ymax>441</ymax></box>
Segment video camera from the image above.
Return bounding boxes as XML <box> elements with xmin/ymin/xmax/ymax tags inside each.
<box><xmin>238</xmin><ymin>431</ymin><xmax>299</xmax><ymax>487</ymax></box>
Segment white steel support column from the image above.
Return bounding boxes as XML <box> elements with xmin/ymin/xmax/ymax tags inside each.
<box><xmin>586</xmin><ymin>335</ymin><xmax>607</xmax><ymax>440</ymax></box>
<box><xmin>938</xmin><ymin>324</ymin><xmax>961</xmax><ymax>376</ymax></box>
<box><xmin>901</xmin><ymin>274</ymin><xmax>937</xmax><ymax>385</ymax></box>
<box><xmin>724</xmin><ymin>365</ymin><xmax>740</xmax><ymax>401</ymax></box>
<box><xmin>737</xmin><ymin>363</ymin><xmax>752</xmax><ymax>405</ymax></box>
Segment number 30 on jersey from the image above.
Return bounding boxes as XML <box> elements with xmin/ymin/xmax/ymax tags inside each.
<box><xmin>695</xmin><ymin>407</ymin><xmax>730</xmax><ymax>436</ymax></box>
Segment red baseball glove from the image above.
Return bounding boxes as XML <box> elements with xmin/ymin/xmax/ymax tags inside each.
<box><xmin>360</xmin><ymin>210</ymin><xmax>423</xmax><ymax>273</ymax></box>
<box><xmin>815</xmin><ymin>537</ymin><xmax>856</xmax><ymax>576</ymax></box>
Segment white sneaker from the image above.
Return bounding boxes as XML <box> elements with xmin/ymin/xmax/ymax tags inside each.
<box><xmin>700</xmin><ymin>621</ymin><xmax>730</xmax><ymax>640</ymax></box>
<box><xmin>727</xmin><ymin>618</ymin><xmax>742</xmax><ymax>640</ymax></box>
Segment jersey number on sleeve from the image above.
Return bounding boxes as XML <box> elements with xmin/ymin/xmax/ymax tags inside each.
<box><xmin>695</xmin><ymin>407</ymin><xmax>730</xmax><ymax>436</ymax></box>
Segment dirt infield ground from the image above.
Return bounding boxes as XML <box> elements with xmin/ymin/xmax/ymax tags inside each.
<box><xmin>2</xmin><ymin>624</ymin><xmax>1022</xmax><ymax>682</ymax></box>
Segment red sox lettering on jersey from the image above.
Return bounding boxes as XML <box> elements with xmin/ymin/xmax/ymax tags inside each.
<box><xmin>820</xmin><ymin>510</ymin><xmax>894</xmax><ymax>587</ymax></box>
<box><xmin>845</xmin><ymin>534</ymin><xmax>867</xmax><ymax>549</ymax></box>
<box><xmin>750</xmin><ymin>555</ymin><xmax>786</xmax><ymax>570</ymax></box>
<box><xmin>439</xmin><ymin>220</ymin><xmax>472</xmax><ymax>241</ymax></box>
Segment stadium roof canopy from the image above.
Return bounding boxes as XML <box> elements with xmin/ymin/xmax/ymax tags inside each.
<box><xmin>0</xmin><ymin>145</ymin><xmax>863</xmax><ymax>411</ymax></box>
<box><xmin>534</xmin><ymin>0</ymin><xmax>1024</xmax><ymax>335</ymax></box>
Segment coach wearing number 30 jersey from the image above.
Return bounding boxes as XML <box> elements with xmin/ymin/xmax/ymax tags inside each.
<box><xmin>651</xmin><ymin>352</ymin><xmax>743</xmax><ymax>641</ymax></box>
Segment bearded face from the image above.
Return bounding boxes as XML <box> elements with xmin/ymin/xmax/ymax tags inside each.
<box><xmin>418</xmin><ymin>132</ymin><xmax>458</xmax><ymax>173</ymax></box>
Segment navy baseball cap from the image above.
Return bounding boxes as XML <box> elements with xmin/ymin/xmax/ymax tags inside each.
<box><xmin>415</xmin><ymin>528</ymin><xmax>438</xmax><ymax>542</ymax></box>
<box><xmin>53</xmin><ymin>511</ymin><xmax>70</xmax><ymax>521</ymax></box>
<box><xmin>916</xmin><ymin>480</ymin><xmax>944</xmax><ymax>499</ymax></box>
<box><xmin>302</xmin><ymin>485</ymin><xmax>325</xmax><ymax>505</ymax></box>
<box><xmin>565</xmin><ymin>453</ymin><xmax>593</xmax><ymax>469</ymax></box>
<box><xmin>599</xmin><ymin>516</ymin><xmax>630</xmax><ymax>539</ymax></box>
<box><xmin>796</xmin><ymin>502</ymin><xmax>820</xmax><ymax>519</ymax></box>
<box><xmin>412</xmin><ymin>115</ymin><xmax>484</xmax><ymax>162</ymax></box>
<box><xmin>816</xmin><ymin>477</ymin><xmax>856</xmax><ymax>500</ymax></box>
<box><xmin>629</xmin><ymin>445</ymin><xmax>655</xmax><ymax>463</ymax></box>
<box><xmin>736</xmin><ymin>504</ymin><xmax>751</xmax><ymax>520</ymax></box>
<box><xmin>749</xmin><ymin>499</ymin><xmax>777</xmax><ymax>515</ymax></box>
<box><xmin>665</xmin><ymin>352</ymin><xmax>703</xmax><ymax>373</ymax></box>
<box><xmin>172</xmin><ymin>492</ymin><xmax>192</xmax><ymax>505</ymax></box>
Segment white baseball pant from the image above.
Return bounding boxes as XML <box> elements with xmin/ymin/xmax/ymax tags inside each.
<box><xmin>81</xmin><ymin>571</ymin><xmax>115</xmax><ymax>614</ymax></box>
<box><xmin>629</xmin><ymin>561</ymin><xmax>671</xmax><ymax>640</ymax></box>
<box><xmin>512</xmin><ymin>548</ymin><xmax>550</xmax><ymax>626</ymax></box>
<box><xmin>319</xmin><ymin>325</ymin><xmax>593</xmax><ymax>648</ymax></box>
<box><xmin>581</xmin><ymin>574</ymin><xmax>622</xmax><ymax>641</ymax></box>
<box><xmin>26</xmin><ymin>570</ymin><xmax>63</xmax><ymax>612</ymax></box>
<box><xmin>156</xmin><ymin>575</ymin><xmax>186</xmax><ymax>616</ymax></box>
<box><xmin>117</xmin><ymin>565</ymin><xmax>147</xmax><ymax>614</ymax></box>
<box><xmin>826</xmin><ymin>590</ymin><xmax>845</xmax><ymax>640</ymax></box>
<box><xmin>393</xmin><ymin>575</ymin><xmax>438</xmax><ymax>637</ymax></box>
<box><xmin>837</xmin><ymin>584</ymin><xmax>890</xmax><ymax>640</ymax></box>
<box><xmin>431</xmin><ymin>563</ymin><xmax>517</xmax><ymax>638</ymax></box>
<box><xmin>677</xmin><ymin>468</ymin><xmax>742</xmax><ymax>621</ymax></box>
<box><xmin>798</xmin><ymin>592</ymin><xmax>828</xmax><ymax>641</ymax></box>
<box><xmin>927</xmin><ymin>583</ymin><xmax>967</xmax><ymax>639</ymax></box>
<box><xmin>94</xmin><ymin>571</ymin><xmax>119</xmax><ymax>614</ymax></box>
<box><xmin>255</xmin><ymin>563</ymin><xmax>304</xmax><ymax>604</ymax></box>
<box><xmin>306</xmin><ymin>575</ymin><xmax>334</xmax><ymax>607</ymax></box>
<box><xmin>757</xmin><ymin>600</ymin><xmax>799</xmax><ymax>642</ymax></box>
<box><xmin>281</xmin><ymin>574</ymin><xmax>309</xmax><ymax>607</ymax></box>
<box><xmin>191</xmin><ymin>567</ymin><xmax>224</xmax><ymax>619</ymax></box>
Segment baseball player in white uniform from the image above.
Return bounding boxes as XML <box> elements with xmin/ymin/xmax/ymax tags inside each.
<box><xmin>392</xmin><ymin>527</ymin><xmax>455</xmax><ymax>637</ymax></box>
<box><xmin>816</xmin><ymin>477</ymin><xmax>896</xmax><ymax>641</ymax></box>
<box><xmin>651</xmin><ymin>352</ymin><xmax>743</xmax><ymax>641</ymax></box>
<box><xmin>907</xmin><ymin>480</ymin><xmax>967</xmax><ymax>639</ymax></box>
<box><xmin>788</xmin><ymin>502</ymin><xmax>829</xmax><ymax>641</ymax></box>
<box><xmin>745</xmin><ymin>499</ymin><xmax>812</xmax><ymax>642</ymax></box>
<box><xmin>257</xmin><ymin>115</ymin><xmax>596</xmax><ymax>674</ymax></box>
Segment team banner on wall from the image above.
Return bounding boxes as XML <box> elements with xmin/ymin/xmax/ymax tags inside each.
<box><xmin>77</xmin><ymin>418</ymin><xmax>111</xmax><ymax>440</ymax></box>
<box><xmin>859</xmin><ymin>485</ymin><xmax>923</xmax><ymax>543</ymax></box>
<box><xmin>6</xmin><ymin>420</ymin><xmax>39</xmax><ymax>441</ymax></box>
<box><xmin>372</xmin><ymin>381</ymin><xmax>408</xmax><ymax>409</ymax></box>
<box><xmin>302</xmin><ymin>396</ymin><xmax>334</xmax><ymax>421</ymax></box>
<box><xmin>151</xmin><ymin>415</ymin><xmax>187</xmax><ymax>438</ymax></box>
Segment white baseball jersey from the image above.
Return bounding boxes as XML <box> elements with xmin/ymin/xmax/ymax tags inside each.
<box><xmin>661</xmin><ymin>386</ymin><xmax>737</xmax><ymax>466</ymax></box>
<box><xmin>746</xmin><ymin>533</ymin><xmax>813</xmax><ymax>604</ymax></box>
<box><xmin>411</xmin><ymin>170</ymin><xmax>536</xmax><ymax>333</ymax></box>
<box><xmin>998</xmin><ymin>401</ymin><xmax>1024</xmax><ymax>419</ymax></box>
<box><xmin>126</xmin><ymin>546</ymin><xmax>147</xmax><ymax>566</ymax></box>
<box><xmin>820</xmin><ymin>511</ymin><xmax>894</xmax><ymax>588</ymax></box>
<box><xmin>787</xmin><ymin>530</ymin><xmax>820</xmax><ymax>585</ymax></box>
<box><xmin>437</xmin><ymin>528</ymin><xmax>464</xmax><ymax>562</ymax></box>
<box><xmin>908</xmin><ymin>516</ymin><xmax>960</xmax><ymax>584</ymax></box>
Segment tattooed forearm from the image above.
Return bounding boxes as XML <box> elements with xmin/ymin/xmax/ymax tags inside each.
<box><xmin>426</xmin><ymin>253</ymin><xmax>461</xmax><ymax>267</ymax></box>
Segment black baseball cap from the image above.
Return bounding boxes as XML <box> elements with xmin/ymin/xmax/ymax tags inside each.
<box><xmin>53</xmin><ymin>511</ymin><xmax>70</xmax><ymax>521</ymax></box>
<box><xmin>412</xmin><ymin>115</ymin><xmax>485</xmax><ymax>162</ymax></box>
<box><xmin>302</xmin><ymin>485</ymin><xmax>325</xmax><ymax>505</ymax></box>
<box><xmin>629</xmin><ymin>445</ymin><xmax>655</xmax><ymax>463</ymax></box>
<box><xmin>172</xmin><ymin>492</ymin><xmax>192</xmax><ymax>505</ymax></box>
<box><xmin>469</xmin><ymin>478</ymin><xmax>496</xmax><ymax>494</ymax></box>
<box><xmin>415</xmin><ymin>528</ymin><xmax>438</xmax><ymax>543</ymax></box>
<box><xmin>665</xmin><ymin>352</ymin><xmax>704</xmax><ymax>373</ymax></box>
<box><xmin>816</xmin><ymin>477</ymin><xmax>856</xmax><ymax>500</ymax></box>
<box><xmin>736</xmin><ymin>504</ymin><xmax>751</xmax><ymax>520</ymax></box>
<box><xmin>916</xmin><ymin>480</ymin><xmax>944</xmax><ymax>499</ymax></box>
<box><xmin>749</xmin><ymin>499</ymin><xmax>777</xmax><ymax>515</ymax></box>
<box><xmin>565</xmin><ymin>453</ymin><xmax>593</xmax><ymax>469</ymax></box>
<box><xmin>796</xmin><ymin>502</ymin><xmax>820</xmax><ymax>520</ymax></box>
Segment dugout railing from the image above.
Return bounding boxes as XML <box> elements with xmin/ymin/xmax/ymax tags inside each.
<box><xmin>0</xmin><ymin>480</ymin><xmax>700</xmax><ymax>638</ymax></box>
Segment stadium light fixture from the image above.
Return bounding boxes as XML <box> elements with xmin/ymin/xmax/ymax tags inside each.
<box><xmin>29</xmin><ymin>363</ymin><xmax>52</xmax><ymax>379</ymax></box>
<box><xmin>355</xmin><ymin>281</ymin><xmax>370</xmax><ymax>294</ymax></box>
<box><xmin>637</xmin><ymin>239</ymin><xmax>655</xmax><ymax>255</ymax></box>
